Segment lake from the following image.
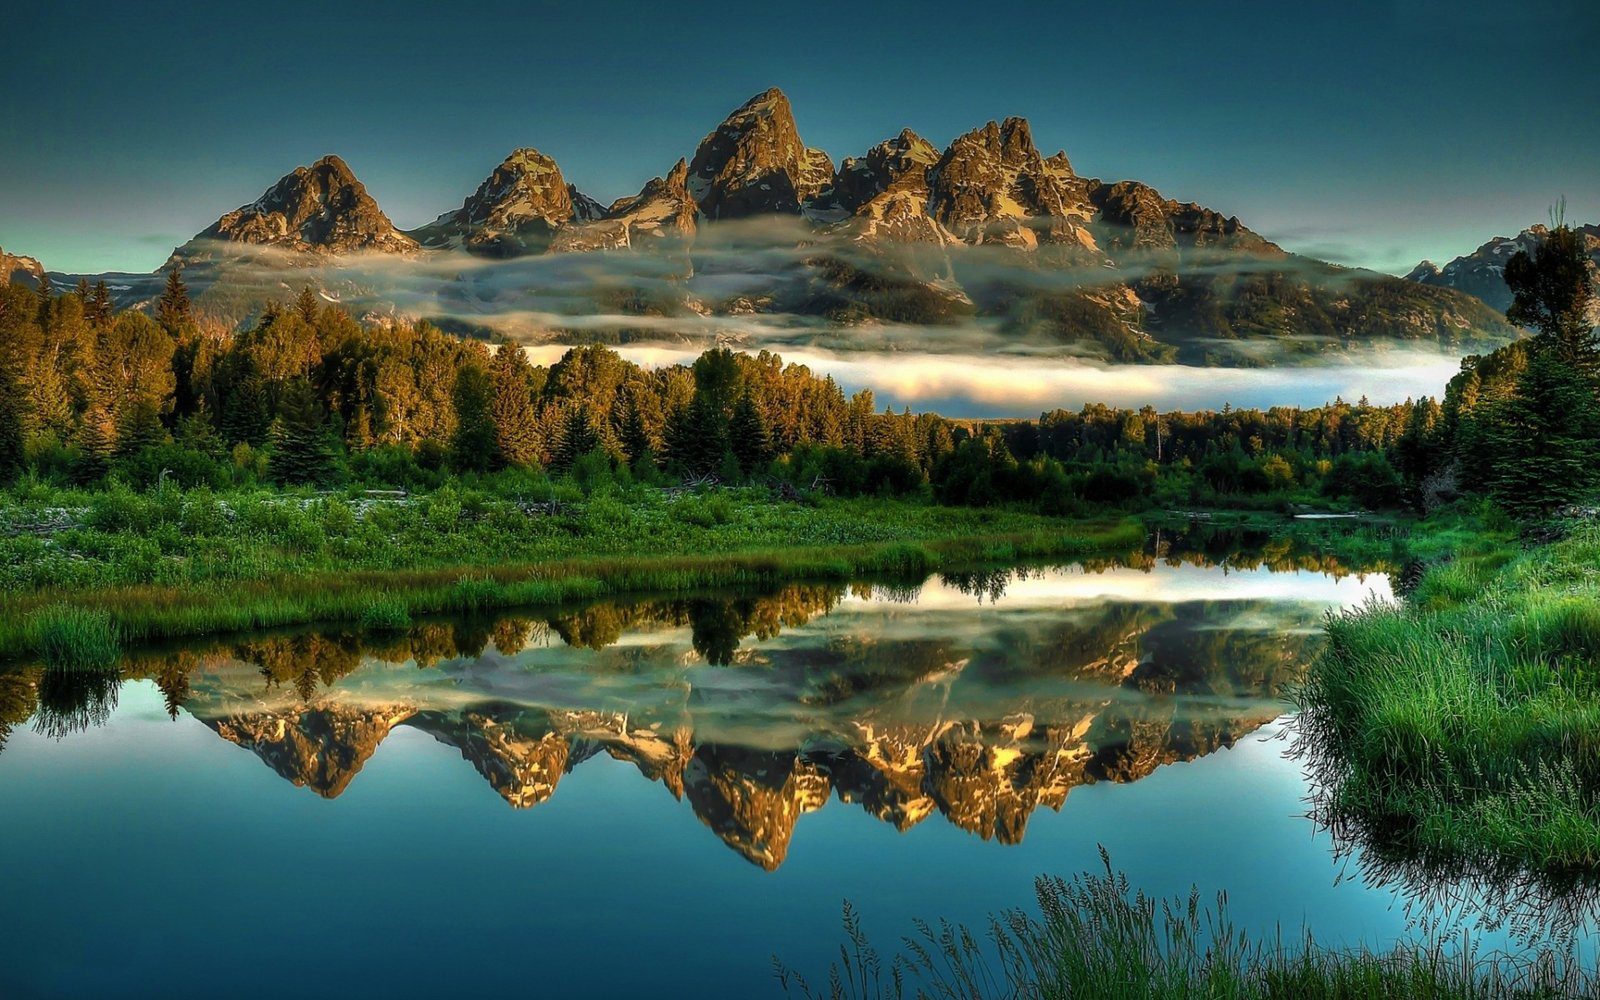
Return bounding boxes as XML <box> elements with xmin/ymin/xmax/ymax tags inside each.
<box><xmin>0</xmin><ymin>551</ymin><xmax>1574</xmax><ymax>998</ymax></box>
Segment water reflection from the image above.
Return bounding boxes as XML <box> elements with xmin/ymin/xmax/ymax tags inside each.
<box><xmin>2</xmin><ymin>545</ymin><xmax>1389</xmax><ymax>872</ymax></box>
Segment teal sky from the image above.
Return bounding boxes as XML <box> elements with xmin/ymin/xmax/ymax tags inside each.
<box><xmin>0</xmin><ymin>0</ymin><xmax>1594</xmax><ymax>275</ymax></box>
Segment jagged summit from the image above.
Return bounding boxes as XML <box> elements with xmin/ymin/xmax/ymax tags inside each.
<box><xmin>549</xmin><ymin>158</ymin><xmax>698</xmax><ymax>253</ymax></box>
<box><xmin>172</xmin><ymin>154</ymin><xmax>417</xmax><ymax>265</ymax></box>
<box><xmin>926</xmin><ymin>116</ymin><xmax>1096</xmax><ymax>250</ymax></box>
<box><xmin>686</xmin><ymin>87</ymin><xmax>831</xmax><ymax>219</ymax></box>
<box><xmin>410</xmin><ymin>147</ymin><xmax>601</xmax><ymax>256</ymax></box>
<box><xmin>0</xmin><ymin>245</ymin><xmax>45</xmax><ymax>288</ymax></box>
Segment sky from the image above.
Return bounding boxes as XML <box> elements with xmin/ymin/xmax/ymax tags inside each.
<box><xmin>1</xmin><ymin>0</ymin><xmax>1595</xmax><ymax>276</ymax></box>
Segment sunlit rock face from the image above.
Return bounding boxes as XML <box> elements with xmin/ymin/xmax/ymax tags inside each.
<box><xmin>207</xmin><ymin>703</ymin><xmax>417</xmax><ymax>798</ymax></box>
<box><xmin>410</xmin><ymin>148</ymin><xmax>603</xmax><ymax>257</ymax></box>
<box><xmin>170</xmin><ymin>155</ymin><xmax>418</xmax><ymax>266</ymax></box>
<box><xmin>683</xmin><ymin>746</ymin><xmax>832</xmax><ymax>871</ymax></box>
<box><xmin>549</xmin><ymin>159</ymin><xmax>699</xmax><ymax>253</ymax></box>
<box><xmin>687</xmin><ymin>88</ymin><xmax>829</xmax><ymax>220</ymax></box>
<box><xmin>411</xmin><ymin>709</ymin><xmax>593</xmax><ymax>809</ymax></box>
<box><xmin>0</xmin><ymin>246</ymin><xmax>45</xmax><ymax>288</ymax></box>
<box><xmin>924</xmin><ymin>117</ymin><xmax>1100</xmax><ymax>257</ymax></box>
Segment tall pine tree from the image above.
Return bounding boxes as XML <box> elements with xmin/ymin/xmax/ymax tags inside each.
<box><xmin>488</xmin><ymin>345</ymin><xmax>540</xmax><ymax>468</ymax></box>
<box><xmin>156</xmin><ymin>266</ymin><xmax>193</xmax><ymax>335</ymax></box>
<box><xmin>267</xmin><ymin>378</ymin><xmax>339</xmax><ymax>485</ymax></box>
<box><xmin>450</xmin><ymin>365</ymin><xmax>497</xmax><ymax>473</ymax></box>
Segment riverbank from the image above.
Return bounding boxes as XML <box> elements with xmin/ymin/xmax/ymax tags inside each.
<box><xmin>1297</xmin><ymin>511</ymin><xmax>1600</xmax><ymax>877</ymax></box>
<box><xmin>0</xmin><ymin>482</ymin><xmax>1149</xmax><ymax>663</ymax></box>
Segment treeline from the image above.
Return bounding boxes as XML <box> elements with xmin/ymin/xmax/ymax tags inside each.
<box><xmin>1394</xmin><ymin>224</ymin><xmax>1600</xmax><ymax>520</ymax></box>
<box><xmin>0</xmin><ymin>269</ymin><xmax>1419</xmax><ymax>511</ymax></box>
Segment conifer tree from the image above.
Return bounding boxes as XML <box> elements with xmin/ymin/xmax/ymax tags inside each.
<box><xmin>728</xmin><ymin>391</ymin><xmax>772</xmax><ymax>477</ymax></box>
<box><xmin>74</xmin><ymin>404</ymin><xmax>115</xmax><ymax>484</ymax></box>
<box><xmin>267</xmin><ymin>378</ymin><xmax>339</xmax><ymax>485</ymax></box>
<box><xmin>450</xmin><ymin>365</ymin><xmax>497</xmax><ymax>473</ymax></box>
<box><xmin>552</xmin><ymin>407</ymin><xmax>600</xmax><ymax>472</ymax></box>
<box><xmin>86</xmin><ymin>281</ymin><xmax>113</xmax><ymax>327</ymax></box>
<box><xmin>1506</xmin><ymin>223</ymin><xmax>1598</xmax><ymax>378</ymax></box>
<box><xmin>488</xmin><ymin>345</ymin><xmax>540</xmax><ymax>467</ymax></box>
<box><xmin>0</xmin><ymin>361</ymin><xmax>24</xmax><ymax>485</ymax></box>
<box><xmin>156</xmin><ymin>266</ymin><xmax>193</xmax><ymax>335</ymax></box>
<box><xmin>294</xmin><ymin>285</ymin><xmax>321</xmax><ymax>325</ymax></box>
<box><xmin>115</xmin><ymin>398</ymin><xmax>168</xmax><ymax>458</ymax></box>
<box><xmin>1484</xmin><ymin>348</ymin><xmax>1600</xmax><ymax>518</ymax></box>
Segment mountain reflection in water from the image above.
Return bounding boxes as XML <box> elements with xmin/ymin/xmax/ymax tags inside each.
<box><xmin>0</xmin><ymin>552</ymin><xmax>1389</xmax><ymax>871</ymax></box>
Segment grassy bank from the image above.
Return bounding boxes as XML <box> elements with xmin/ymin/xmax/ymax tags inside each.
<box><xmin>0</xmin><ymin>481</ymin><xmax>1144</xmax><ymax>661</ymax></box>
<box><xmin>779</xmin><ymin>856</ymin><xmax>1587</xmax><ymax>999</ymax></box>
<box><xmin>1297</xmin><ymin>513</ymin><xmax>1600</xmax><ymax>877</ymax></box>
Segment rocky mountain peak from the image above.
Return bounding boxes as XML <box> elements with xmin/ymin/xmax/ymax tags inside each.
<box><xmin>411</xmin><ymin>146</ymin><xmax>600</xmax><ymax>256</ymax></box>
<box><xmin>0</xmin><ymin>246</ymin><xmax>45</xmax><ymax>288</ymax></box>
<box><xmin>549</xmin><ymin>157</ymin><xmax>698</xmax><ymax>253</ymax></box>
<box><xmin>687</xmin><ymin>87</ymin><xmax>822</xmax><ymax>219</ymax></box>
<box><xmin>175</xmin><ymin>153</ymin><xmax>418</xmax><ymax>263</ymax></box>
<box><xmin>926</xmin><ymin>117</ymin><xmax>1095</xmax><ymax>250</ymax></box>
<box><xmin>1406</xmin><ymin>223</ymin><xmax>1600</xmax><ymax>314</ymax></box>
<box><xmin>833</xmin><ymin>128</ymin><xmax>941</xmax><ymax>212</ymax></box>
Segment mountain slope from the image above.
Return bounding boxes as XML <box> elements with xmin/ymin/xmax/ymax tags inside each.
<box><xmin>170</xmin><ymin>154</ymin><xmax>417</xmax><ymax>266</ymax></box>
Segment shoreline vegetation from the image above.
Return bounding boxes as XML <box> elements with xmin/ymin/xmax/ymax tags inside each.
<box><xmin>1</xmin><ymin>489</ymin><xmax>1143</xmax><ymax>666</ymax></box>
<box><xmin>776</xmin><ymin>855</ymin><xmax>1592</xmax><ymax>1000</ymax></box>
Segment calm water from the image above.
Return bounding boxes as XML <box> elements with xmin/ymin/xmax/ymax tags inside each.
<box><xmin>0</xmin><ymin>555</ymin><xmax>1571</xmax><ymax>998</ymax></box>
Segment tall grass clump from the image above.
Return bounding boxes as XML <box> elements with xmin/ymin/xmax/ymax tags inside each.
<box><xmin>28</xmin><ymin>604</ymin><xmax>121</xmax><ymax>671</ymax></box>
<box><xmin>358</xmin><ymin>594</ymin><xmax>412</xmax><ymax>632</ymax></box>
<box><xmin>777</xmin><ymin>853</ymin><xmax>1590</xmax><ymax>1000</ymax></box>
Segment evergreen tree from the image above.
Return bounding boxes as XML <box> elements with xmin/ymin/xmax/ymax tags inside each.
<box><xmin>0</xmin><ymin>361</ymin><xmax>24</xmax><ymax>485</ymax></box>
<box><xmin>114</xmin><ymin>398</ymin><xmax>168</xmax><ymax>458</ymax></box>
<box><xmin>86</xmin><ymin>281</ymin><xmax>113</xmax><ymax>327</ymax></box>
<box><xmin>1483</xmin><ymin>347</ymin><xmax>1600</xmax><ymax>519</ymax></box>
<box><xmin>665</xmin><ymin>397</ymin><xmax>729</xmax><ymax>476</ymax></box>
<box><xmin>728</xmin><ymin>391</ymin><xmax>772</xmax><ymax>477</ymax></box>
<box><xmin>294</xmin><ymin>285</ymin><xmax>321</xmax><ymax>325</ymax></box>
<box><xmin>450</xmin><ymin>365</ymin><xmax>497</xmax><ymax>473</ymax></box>
<box><xmin>157</xmin><ymin>266</ymin><xmax>193</xmax><ymax>335</ymax></box>
<box><xmin>73</xmin><ymin>404</ymin><xmax>115</xmax><ymax>484</ymax></box>
<box><xmin>1506</xmin><ymin>224</ymin><xmax>1598</xmax><ymax>377</ymax></box>
<box><xmin>552</xmin><ymin>406</ymin><xmax>600</xmax><ymax>472</ymax></box>
<box><xmin>488</xmin><ymin>345</ymin><xmax>540</xmax><ymax>467</ymax></box>
<box><xmin>619</xmin><ymin>388</ymin><xmax>656</xmax><ymax>467</ymax></box>
<box><xmin>267</xmin><ymin>378</ymin><xmax>339</xmax><ymax>485</ymax></box>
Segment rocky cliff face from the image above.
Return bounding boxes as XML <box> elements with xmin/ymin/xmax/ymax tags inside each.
<box><xmin>207</xmin><ymin>702</ymin><xmax>417</xmax><ymax>798</ymax></box>
<box><xmin>687</xmin><ymin>88</ymin><xmax>830</xmax><ymax>219</ymax></box>
<box><xmin>410</xmin><ymin>148</ymin><xmax>601</xmax><ymax>257</ymax></box>
<box><xmin>1407</xmin><ymin>223</ymin><xmax>1600</xmax><ymax>315</ymax></box>
<box><xmin>0</xmin><ymin>246</ymin><xmax>45</xmax><ymax>288</ymax></box>
<box><xmin>172</xmin><ymin>155</ymin><xmax>417</xmax><ymax>265</ymax></box>
<box><xmin>549</xmin><ymin>159</ymin><xmax>698</xmax><ymax>253</ymax></box>
<box><xmin>925</xmin><ymin>117</ymin><xmax>1098</xmax><ymax>253</ymax></box>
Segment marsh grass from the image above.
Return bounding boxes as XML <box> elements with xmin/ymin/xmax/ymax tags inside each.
<box><xmin>1296</xmin><ymin>520</ymin><xmax>1600</xmax><ymax>877</ymax></box>
<box><xmin>776</xmin><ymin>854</ymin><xmax>1590</xmax><ymax>1000</ymax></box>
<box><xmin>358</xmin><ymin>594</ymin><xmax>412</xmax><ymax>632</ymax></box>
<box><xmin>0</xmin><ymin>492</ymin><xmax>1146</xmax><ymax>659</ymax></box>
<box><xmin>27</xmin><ymin>604</ymin><xmax>121</xmax><ymax>671</ymax></box>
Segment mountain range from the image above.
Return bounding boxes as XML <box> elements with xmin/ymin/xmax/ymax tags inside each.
<box><xmin>1407</xmin><ymin>223</ymin><xmax>1600</xmax><ymax>317</ymax></box>
<box><xmin>14</xmin><ymin>88</ymin><xmax>1524</xmax><ymax>365</ymax></box>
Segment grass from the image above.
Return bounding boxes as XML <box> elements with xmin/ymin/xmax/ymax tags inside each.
<box><xmin>27</xmin><ymin>603</ymin><xmax>121</xmax><ymax>671</ymax></box>
<box><xmin>777</xmin><ymin>851</ymin><xmax>1587</xmax><ymax>998</ymax></box>
<box><xmin>777</xmin><ymin>853</ymin><xmax>1588</xmax><ymax>1000</ymax></box>
<box><xmin>1295</xmin><ymin>514</ymin><xmax>1600</xmax><ymax>878</ymax></box>
<box><xmin>0</xmin><ymin>482</ymin><xmax>1149</xmax><ymax>659</ymax></box>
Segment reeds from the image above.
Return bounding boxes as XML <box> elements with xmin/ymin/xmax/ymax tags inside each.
<box><xmin>27</xmin><ymin>604</ymin><xmax>121</xmax><ymax>671</ymax></box>
<box><xmin>777</xmin><ymin>853</ymin><xmax>1591</xmax><ymax>999</ymax></box>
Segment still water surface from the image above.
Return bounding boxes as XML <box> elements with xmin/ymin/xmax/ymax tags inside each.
<box><xmin>0</xmin><ymin>556</ymin><xmax>1563</xmax><ymax>998</ymax></box>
